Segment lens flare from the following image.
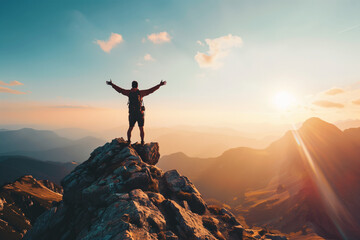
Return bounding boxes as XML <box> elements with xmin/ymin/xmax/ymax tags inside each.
<box><xmin>291</xmin><ymin>126</ymin><xmax>357</xmax><ymax>239</ymax></box>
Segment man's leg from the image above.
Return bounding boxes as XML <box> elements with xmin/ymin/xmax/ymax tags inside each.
<box><xmin>139</xmin><ymin>126</ymin><xmax>144</xmax><ymax>145</ymax></box>
<box><xmin>127</xmin><ymin>126</ymin><xmax>134</xmax><ymax>143</ymax></box>
<box><xmin>128</xmin><ymin>113</ymin><xmax>136</xmax><ymax>144</ymax></box>
<box><xmin>138</xmin><ymin>112</ymin><xmax>145</xmax><ymax>145</ymax></box>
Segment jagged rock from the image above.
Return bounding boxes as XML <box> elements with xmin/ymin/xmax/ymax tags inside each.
<box><xmin>229</xmin><ymin>225</ymin><xmax>244</xmax><ymax>240</ymax></box>
<box><xmin>160</xmin><ymin>230</ymin><xmax>178</xmax><ymax>239</ymax></box>
<box><xmin>162</xmin><ymin>199</ymin><xmax>216</xmax><ymax>240</ymax></box>
<box><xmin>0</xmin><ymin>197</ymin><xmax>4</xmax><ymax>211</ymax></box>
<box><xmin>264</xmin><ymin>234</ymin><xmax>288</xmax><ymax>240</ymax></box>
<box><xmin>163</xmin><ymin>170</ymin><xmax>207</xmax><ymax>215</ymax></box>
<box><xmin>24</xmin><ymin>138</ymin><xmax>287</xmax><ymax>240</ymax></box>
<box><xmin>220</xmin><ymin>207</ymin><xmax>241</xmax><ymax>225</ymax></box>
<box><xmin>202</xmin><ymin>216</ymin><xmax>219</xmax><ymax>232</ymax></box>
<box><xmin>39</xmin><ymin>179</ymin><xmax>63</xmax><ymax>194</ymax></box>
<box><xmin>132</xmin><ymin>142</ymin><xmax>160</xmax><ymax>165</ymax></box>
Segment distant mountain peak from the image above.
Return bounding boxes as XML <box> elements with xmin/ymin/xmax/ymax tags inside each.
<box><xmin>300</xmin><ymin>117</ymin><xmax>342</xmax><ymax>134</ymax></box>
<box><xmin>302</xmin><ymin>117</ymin><xmax>330</xmax><ymax>127</ymax></box>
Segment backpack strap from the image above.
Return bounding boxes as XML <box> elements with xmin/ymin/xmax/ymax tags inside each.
<box><xmin>138</xmin><ymin>90</ymin><xmax>145</xmax><ymax>108</ymax></box>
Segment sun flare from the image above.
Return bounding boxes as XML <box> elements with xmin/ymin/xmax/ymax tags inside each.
<box><xmin>273</xmin><ymin>91</ymin><xmax>296</xmax><ymax>110</ymax></box>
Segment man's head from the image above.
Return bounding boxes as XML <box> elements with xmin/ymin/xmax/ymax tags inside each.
<box><xmin>132</xmin><ymin>81</ymin><xmax>138</xmax><ymax>88</ymax></box>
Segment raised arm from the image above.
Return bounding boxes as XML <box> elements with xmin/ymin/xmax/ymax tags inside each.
<box><xmin>106</xmin><ymin>79</ymin><xmax>130</xmax><ymax>96</ymax></box>
<box><xmin>140</xmin><ymin>80</ymin><xmax>166</xmax><ymax>97</ymax></box>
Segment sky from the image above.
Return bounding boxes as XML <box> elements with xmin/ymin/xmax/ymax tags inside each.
<box><xmin>1</xmin><ymin>0</ymin><xmax>360</xmax><ymax>135</ymax></box>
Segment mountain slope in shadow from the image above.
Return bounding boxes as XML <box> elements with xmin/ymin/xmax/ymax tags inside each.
<box><xmin>0</xmin><ymin>156</ymin><xmax>76</xmax><ymax>186</ymax></box>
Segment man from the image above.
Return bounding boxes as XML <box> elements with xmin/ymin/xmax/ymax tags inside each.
<box><xmin>106</xmin><ymin>79</ymin><xmax>166</xmax><ymax>145</ymax></box>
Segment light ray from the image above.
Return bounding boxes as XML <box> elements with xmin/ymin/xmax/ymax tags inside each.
<box><xmin>291</xmin><ymin>125</ymin><xmax>356</xmax><ymax>239</ymax></box>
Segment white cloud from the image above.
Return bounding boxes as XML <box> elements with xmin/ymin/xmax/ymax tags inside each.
<box><xmin>313</xmin><ymin>100</ymin><xmax>344</xmax><ymax>108</ymax></box>
<box><xmin>144</xmin><ymin>54</ymin><xmax>155</xmax><ymax>61</ymax></box>
<box><xmin>96</xmin><ymin>33</ymin><xmax>123</xmax><ymax>53</ymax></box>
<box><xmin>195</xmin><ymin>34</ymin><xmax>243</xmax><ymax>69</ymax></box>
<box><xmin>324</xmin><ymin>88</ymin><xmax>345</xmax><ymax>95</ymax></box>
<box><xmin>197</xmin><ymin>40</ymin><xmax>204</xmax><ymax>46</ymax></box>
<box><xmin>0</xmin><ymin>80</ymin><xmax>23</xmax><ymax>86</ymax></box>
<box><xmin>0</xmin><ymin>86</ymin><xmax>26</xmax><ymax>94</ymax></box>
<box><xmin>147</xmin><ymin>32</ymin><xmax>171</xmax><ymax>44</ymax></box>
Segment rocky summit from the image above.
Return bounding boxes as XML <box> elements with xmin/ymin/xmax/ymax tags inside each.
<box><xmin>24</xmin><ymin>138</ymin><xmax>286</xmax><ymax>240</ymax></box>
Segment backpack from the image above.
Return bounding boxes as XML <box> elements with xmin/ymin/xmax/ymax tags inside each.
<box><xmin>128</xmin><ymin>90</ymin><xmax>144</xmax><ymax>112</ymax></box>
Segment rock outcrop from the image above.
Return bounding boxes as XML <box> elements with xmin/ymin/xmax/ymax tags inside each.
<box><xmin>24</xmin><ymin>138</ymin><xmax>287</xmax><ymax>240</ymax></box>
<box><xmin>0</xmin><ymin>175</ymin><xmax>62</xmax><ymax>240</ymax></box>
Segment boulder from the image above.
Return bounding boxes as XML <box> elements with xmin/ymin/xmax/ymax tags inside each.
<box><xmin>163</xmin><ymin>170</ymin><xmax>207</xmax><ymax>215</ymax></box>
<box><xmin>162</xmin><ymin>200</ymin><xmax>216</xmax><ymax>240</ymax></box>
<box><xmin>132</xmin><ymin>142</ymin><xmax>160</xmax><ymax>165</ymax></box>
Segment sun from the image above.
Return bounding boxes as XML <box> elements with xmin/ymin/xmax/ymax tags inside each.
<box><xmin>273</xmin><ymin>91</ymin><xmax>296</xmax><ymax>110</ymax></box>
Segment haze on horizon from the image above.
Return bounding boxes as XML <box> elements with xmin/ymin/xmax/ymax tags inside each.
<box><xmin>1</xmin><ymin>0</ymin><xmax>360</xmax><ymax>138</ymax></box>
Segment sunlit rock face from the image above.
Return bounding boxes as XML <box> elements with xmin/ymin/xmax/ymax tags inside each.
<box><xmin>24</xmin><ymin>138</ymin><xmax>286</xmax><ymax>240</ymax></box>
<box><xmin>0</xmin><ymin>175</ymin><xmax>62</xmax><ymax>240</ymax></box>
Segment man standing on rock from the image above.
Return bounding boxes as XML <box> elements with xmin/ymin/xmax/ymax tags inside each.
<box><xmin>106</xmin><ymin>79</ymin><xmax>166</xmax><ymax>145</ymax></box>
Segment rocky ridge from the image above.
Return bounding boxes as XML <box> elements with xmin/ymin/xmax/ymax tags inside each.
<box><xmin>0</xmin><ymin>175</ymin><xmax>62</xmax><ymax>240</ymax></box>
<box><xmin>24</xmin><ymin>138</ymin><xmax>287</xmax><ymax>240</ymax></box>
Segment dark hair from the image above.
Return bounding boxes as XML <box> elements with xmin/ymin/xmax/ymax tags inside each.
<box><xmin>132</xmin><ymin>81</ymin><xmax>138</xmax><ymax>88</ymax></box>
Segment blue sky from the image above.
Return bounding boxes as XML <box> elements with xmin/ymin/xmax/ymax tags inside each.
<box><xmin>1</xmin><ymin>0</ymin><xmax>360</xmax><ymax>131</ymax></box>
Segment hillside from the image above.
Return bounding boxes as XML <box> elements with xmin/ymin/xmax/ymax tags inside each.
<box><xmin>0</xmin><ymin>156</ymin><xmax>77</xmax><ymax>185</ymax></box>
<box><xmin>0</xmin><ymin>175</ymin><xmax>62</xmax><ymax>240</ymax></box>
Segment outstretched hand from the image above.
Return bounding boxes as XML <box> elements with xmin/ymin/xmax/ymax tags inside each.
<box><xmin>106</xmin><ymin>79</ymin><xmax>113</xmax><ymax>86</ymax></box>
<box><xmin>160</xmin><ymin>80</ymin><xmax>167</xmax><ymax>86</ymax></box>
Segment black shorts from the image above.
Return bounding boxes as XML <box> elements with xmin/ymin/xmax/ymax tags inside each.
<box><xmin>129</xmin><ymin>111</ymin><xmax>144</xmax><ymax>127</ymax></box>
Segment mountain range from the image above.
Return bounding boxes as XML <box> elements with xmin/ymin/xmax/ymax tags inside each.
<box><xmin>0</xmin><ymin>155</ymin><xmax>76</xmax><ymax>186</ymax></box>
<box><xmin>159</xmin><ymin>118</ymin><xmax>360</xmax><ymax>239</ymax></box>
<box><xmin>0</xmin><ymin>128</ymin><xmax>105</xmax><ymax>163</ymax></box>
<box><xmin>1</xmin><ymin>118</ymin><xmax>360</xmax><ymax>239</ymax></box>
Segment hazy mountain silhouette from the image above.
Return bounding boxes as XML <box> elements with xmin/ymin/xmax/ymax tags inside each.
<box><xmin>0</xmin><ymin>128</ymin><xmax>105</xmax><ymax>163</ymax></box>
<box><xmin>53</xmin><ymin>128</ymin><xmax>101</xmax><ymax>140</ymax></box>
<box><xmin>0</xmin><ymin>156</ymin><xmax>76</xmax><ymax>185</ymax></box>
<box><xmin>159</xmin><ymin>117</ymin><xmax>360</xmax><ymax>239</ymax></box>
<box><xmin>0</xmin><ymin>128</ymin><xmax>71</xmax><ymax>153</ymax></box>
<box><xmin>154</xmin><ymin>130</ymin><xmax>274</xmax><ymax>157</ymax></box>
<box><xmin>101</xmin><ymin>126</ymin><xmax>278</xmax><ymax>157</ymax></box>
<box><xmin>4</xmin><ymin>136</ymin><xmax>104</xmax><ymax>163</ymax></box>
